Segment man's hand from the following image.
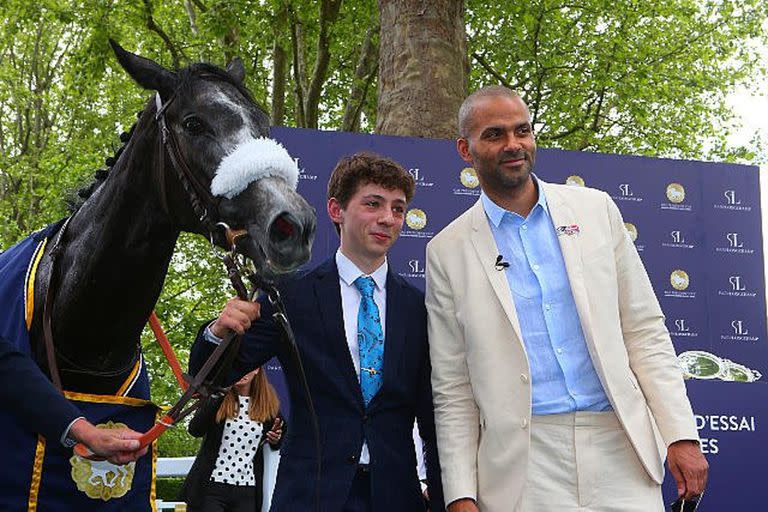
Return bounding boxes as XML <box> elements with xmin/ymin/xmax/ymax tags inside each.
<box><xmin>448</xmin><ymin>498</ymin><xmax>479</xmax><ymax>512</ymax></box>
<box><xmin>210</xmin><ymin>298</ymin><xmax>261</xmax><ymax>338</ymax></box>
<box><xmin>667</xmin><ymin>439</ymin><xmax>708</xmax><ymax>499</ymax></box>
<box><xmin>266</xmin><ymin>417</ymin><xmax>283</xmax><ymax>445</ymax></box>
<box><xmin>70</xmin><ymin>419</ymin><xmax>148</xmax><ymax>465</ymax></box>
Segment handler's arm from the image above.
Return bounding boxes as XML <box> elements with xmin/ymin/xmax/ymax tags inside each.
<box><xmin>0</xmin><ymin>336</ymin><xmax>146</xmax><ymax>463</ymax></box>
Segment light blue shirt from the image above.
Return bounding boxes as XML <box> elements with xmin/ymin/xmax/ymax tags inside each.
<box><xmin>481</xmin><ymin>181</ymin><xmax>611</xmax><ymax>415</ymax></box>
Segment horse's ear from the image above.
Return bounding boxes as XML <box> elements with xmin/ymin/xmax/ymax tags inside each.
<box><xmin>109</xmin><ymin>39</ymin><xmax>177</xmax><ymax>97</ymax></box>
<box><xmin>226</xmin><ymin>57</ymin><xmax>245</xmax><ymax>85</ymax></box>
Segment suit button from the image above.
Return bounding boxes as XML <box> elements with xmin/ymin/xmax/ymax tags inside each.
<box><xmin>520</xmin><ymin>374</ymin><xmax>528</xmax><ymax>383</ymax></box>
<box><xmin>362</xmin><ymin>414</ymin><xmax>369</xmax><ymax>423</ymax></box>
<box><xmin>521</xmin><ymin>418</ymin><xmax>528</xmax><ymax>429</ymax></box>
<box><xmin>347</xmin><ymin>454</ymin><xmax>358</xmax><ymax>464</ymax></box>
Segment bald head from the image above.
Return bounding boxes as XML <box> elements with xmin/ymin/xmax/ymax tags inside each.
<box><xmin>458</xmin><ymin>86</ymin><xmax>527</xmax><ymax>138</ymax></box>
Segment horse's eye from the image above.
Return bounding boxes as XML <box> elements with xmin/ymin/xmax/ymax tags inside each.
<box><xmin>182</xmin><ymin>116</ymin><xmax>205</xmax><ymax>135</ymax></box>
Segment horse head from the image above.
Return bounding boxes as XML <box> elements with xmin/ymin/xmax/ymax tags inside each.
<box><xmin>111</xmin><ymin>40</ymin><xmax>316</xmax><ymax>278</ymax></box>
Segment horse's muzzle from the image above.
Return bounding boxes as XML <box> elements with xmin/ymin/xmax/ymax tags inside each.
<box><xmin>264</xmin><ymin>210</ymin><xmax>316</xmax><ymax>272</ymax></box>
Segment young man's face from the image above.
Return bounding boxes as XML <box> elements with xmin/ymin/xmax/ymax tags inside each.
<box><xmin>328</xmin><ymin>182</ymin><xmax>407</xmax><ymax>268</ymax></box>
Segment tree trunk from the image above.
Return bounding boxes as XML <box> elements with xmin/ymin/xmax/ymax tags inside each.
<box><xmin>376</xmin><ymin>0</ymin><xmax>467</xmax><ymax>138</ymax></box>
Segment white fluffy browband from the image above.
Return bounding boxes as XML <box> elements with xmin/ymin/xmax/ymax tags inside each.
<box><xmin>210</xmin><ymin>137</ymin><xmax>299</xmax><ymax>199</ymax></box>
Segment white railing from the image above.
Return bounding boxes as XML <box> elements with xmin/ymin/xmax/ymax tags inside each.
<box><xmin>154</xmin><ymin>452</ymin><xmax>279</xmax><ymax>511</ymax></box>
<box><xmin>155</xmin><ymin>457</ymin><xmax>194</xmax><ymax>511</ymax></box>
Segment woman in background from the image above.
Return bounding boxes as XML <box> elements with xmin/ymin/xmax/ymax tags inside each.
<box><xmin>181</xmin><ymin>366</ymin><xmax>284</xmax><ymax>512</ymax></box>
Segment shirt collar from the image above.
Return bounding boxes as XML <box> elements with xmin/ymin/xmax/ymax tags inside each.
<box><xmin>480</xmin><ymin>174</ymin><xmax>549</xmax><ymax>227</ymax></box>
<box><xmin>335</xmin><ymin>250</ymin><xmax>388</xmax><ymax>291</ymax></box>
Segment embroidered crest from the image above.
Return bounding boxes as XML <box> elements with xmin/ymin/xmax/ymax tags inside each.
<box><xmin>69</xmin><ymin>422</ymin><xmax>135</xmax><ymax>501</ymax></box>
<box><xmin>556</xmin><ymin>224</ymin><xmax>580</xmax><ymax>236</ymax></box>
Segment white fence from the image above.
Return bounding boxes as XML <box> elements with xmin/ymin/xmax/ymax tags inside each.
<box><xmin>155</xmin><ymin>452</ymin><xmax>280</xmax><ymax>511</ymax></box>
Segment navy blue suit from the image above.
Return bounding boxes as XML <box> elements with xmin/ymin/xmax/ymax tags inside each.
<box><xmin>190</xmin><ymin>258</ymin><xmax>445</xmax><ymax>512</ymax></box>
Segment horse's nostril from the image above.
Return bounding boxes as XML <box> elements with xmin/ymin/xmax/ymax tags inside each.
<box><xmin>270</xmin><ymin>213</ymin><xmax>297</xmax><ymax>243</ymax></box>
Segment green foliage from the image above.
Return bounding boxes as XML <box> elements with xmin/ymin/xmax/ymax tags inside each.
<box><xmin>465</xmin><ymin>0</ymin><xmax>768</xmax><ymax>158</ymax></box>
<box><xmin>156</xmin><ymin>477</ymin><xmax>185</xmax><ymax>502</ymax></box>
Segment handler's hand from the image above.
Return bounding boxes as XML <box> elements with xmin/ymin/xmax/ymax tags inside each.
<box><xmin>667</xmin><ymin>439</ymin><xmax>708</xmax><ymax>499</ymax></box>
<box><xmin>211</xmin><ymin>297</ymin><xmax>261</xmax><ymax>338</ymax></box>
<box><xmin>70</xmin><ymin>419</ymin><xmax>148</xmax><ymax>465</ymax></box>
<box><xmin>448</xmin><ymin>498</ymin><xmax>479</xmax><ymax>512</ymax></box>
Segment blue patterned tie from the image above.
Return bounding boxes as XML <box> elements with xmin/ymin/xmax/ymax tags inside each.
<box><xmin>354</xmin><ymin>276</ymin><xmax>384</xmax><ymax>406</ymax></box>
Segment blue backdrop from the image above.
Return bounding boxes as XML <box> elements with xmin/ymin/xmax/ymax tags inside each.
<box><xmin>264</xmin><ymin>126</ymin><xmax>765</xmax><ymax>510</ymax></box>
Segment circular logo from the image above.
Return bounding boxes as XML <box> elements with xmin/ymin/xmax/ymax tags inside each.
<box><xmin>670</xmin><ymin>269</ymin><xmax>690</xmax><ymax>291</ymax></box>
<box><xmin>666</xmin><ymin>182</ymin><xmax>685</xmax><ymax>203</ymax></box>
<box><xmin>70</xmin><ymin>422</ymin><xmax>135</xmax><ymax>501</ymax></box>
<box><xmin>406</xmin><ymin>208</ymin><xmax>427</xmax><ymax>230</ymax></box>
<box><xmin>460</xmin><ymin>167</ymin><xmax>480</xmax><ymax>188</ymax></box>
<box><xmin>624</xmin><ymin>222</ymin><xmax>638</xmax><ymax>242</ymax></box>
<box><xmin>565</xmin><ymin>175</ymin><xmax>585</xmax><ymax>187</ymax></box>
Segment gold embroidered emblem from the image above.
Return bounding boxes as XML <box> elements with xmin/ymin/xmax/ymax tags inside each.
<box><xmin>69</xmin><ymin>421</ymin><xmax>135</xmax><ymax>501</ymax></box>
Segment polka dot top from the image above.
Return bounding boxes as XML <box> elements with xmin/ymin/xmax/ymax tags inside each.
<box><xmin>210</xmin><ymin>395</ymin><xmax>263</xmax><ymax>486</ymax></box>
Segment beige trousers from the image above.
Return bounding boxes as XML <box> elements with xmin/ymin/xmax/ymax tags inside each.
<box><xmin>515</xmin><ymin>411</ymin><xmax>664</xmax><ymax>512</ymax></box>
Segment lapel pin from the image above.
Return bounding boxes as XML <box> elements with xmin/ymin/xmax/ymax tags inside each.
<box><xmin>556</xmin><ymin>224</ymin><xmax>580</xmax><ymax>236</ymax></box>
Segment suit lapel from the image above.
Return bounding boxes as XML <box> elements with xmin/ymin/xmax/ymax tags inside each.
<box><xmin>469</xmin><ymin>200</ymin><xmax>524</xmax><ymax>343</ymax></box>
<box><xmin>380</xmin><ymin>270</ymin><xmax>406</xmax><ymax>398</ymax></box>
<box><xmin>313</xmin><ymin>259</ymin><xmax>362</xmax><ymax>397</ymax></box>
<box><xmin>541</xmin><ymin>182</ymin><xmax>606</xmax><ymax>377</ymax></box>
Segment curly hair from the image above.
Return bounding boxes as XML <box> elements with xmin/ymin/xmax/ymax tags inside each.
<box><xmin>327</xmin><ymin>151</ymin><xmax>414</xmax><ymax>206</ymax></box>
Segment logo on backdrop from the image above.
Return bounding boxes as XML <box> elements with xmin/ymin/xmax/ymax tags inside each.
<box><xmin>665</xmin><ymin>269</ymin><xmax>695</xmax><ymax>299</ymax></box>
<box><xmin>623</xmin><ymin>222</ymin><xmax>644</xmax><ymax>251</ymax></box>
<box><xmin>295</xmin><ymin>158</ymin><xmax>318</xmax><ymax>181</ymax></box>
<box><xmin>399</xmin><ymin>258</ymin><xmax>426</xmax><ymax>280</ymax></box>
<box><xmin>401</xmin><ymin>208</ymin><xmax>434</xmax><ymax>239</ymax></box>
<box><xmin>669</xmin><ymin>317</ymin><xmax>699</xmax><ymax>340</ymax></box>
<box><xmin>454</xmin><ymin>167</ymin><xmax>481</xmax><ymax>196</ymax></box>
<box><xmin>662</xmin><ymin>229</ymin><xmax>694</xmax><ymax>249</ymax></box>
<box><xmin>721</xmin><ymin>319</ymin><xmax>760</xmax><ymax>342</ymax></box>
<box><xmin>715</xmin><ymin>232</ymin><xmax>755</xmax><ymax>255</ymax></box>
<box><xmin>670</xmin><ymin>270</ymin><xmax>690</xmax><ymax>290</ymax></box>
<box><xmin>624</xmin><ymin>222</ymin><xmax>638</xmax><ymax>242</ymax></box>
<box><xmin>408</xmin><ymin>167</ymin><xmax>434</xmax><ymax>188</ymax></box>
<box><xmin>565</xmin><ymin>175</ymin><xmax>585</xmax><ymax>187</ymax></box>
<box><xmin>661</xmin><ymin>182</ymin><xmax>692</xmax><ymax>211</ymax></box>
<box><xmin>612</xmin><ymin>182</ymin><xmax>643</xmax><ymax>203</ymax></box>
<box><xmin>718</xmin><ymin>275</ymin><xmax>757</xmax><ymax>298</ymax></box>
<box><xmin>715</xmin><ymin>189</ymin><xmax>751</xmax><ymax>212</ymax></box>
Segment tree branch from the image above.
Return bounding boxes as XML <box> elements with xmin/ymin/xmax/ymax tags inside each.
<box><xmin>341</xmin><ymin>22</ymin><xmax>379</xmax><ymax>132</ymax></box>
<box><xmin>304</xmin><ymin>0</ymin><xmax>343</xmax><ymax>128</ymax></box>
<box><xmin>290</xmin><ymin>7</ymin><xmax>307</xmax><ymax>127</ymax></box>
<box><xmin>143</xmin><ymin>0</ymin><xmax>184</xmax><ymax>68</ymax></box>
<box><xmin>183</xmin><ymin>0</ymin><xmax>200</xmax><ymax>35</ymax></box>
<box><xmin>471</xmin><ymin>51</ymin><xmax>512</xmax><ymax>88</ymax></box>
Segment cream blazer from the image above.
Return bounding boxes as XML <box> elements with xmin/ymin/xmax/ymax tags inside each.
<box><xmin>425</xmin><ymin>180</ymin><xmax>699</xmax><ymax>510</ymax></box>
